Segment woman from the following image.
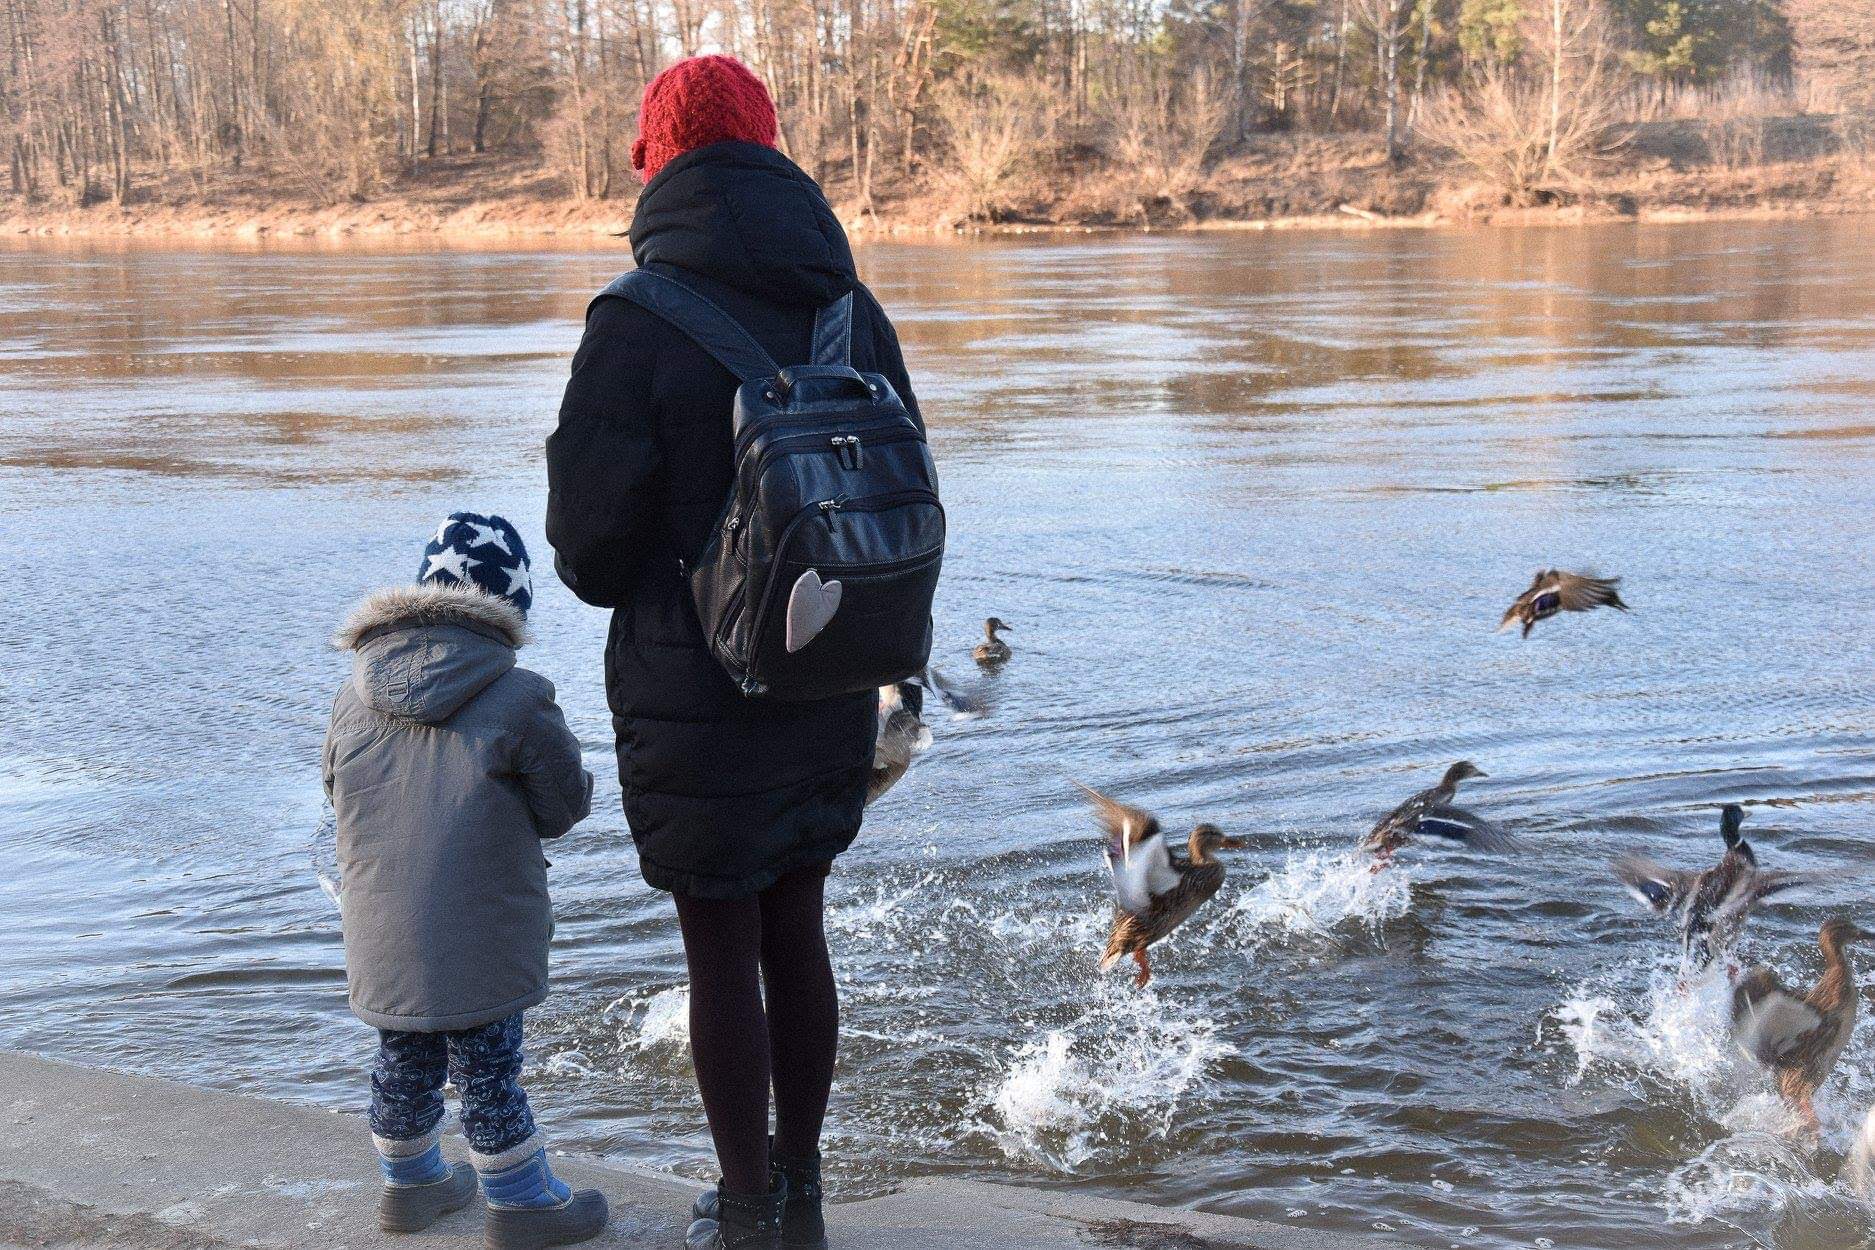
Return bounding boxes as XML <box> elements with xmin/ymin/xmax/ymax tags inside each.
<box><xmin>544</xmin><ymin>55</ymin><xmax>922</xmax><ymax>1250</ymax></box>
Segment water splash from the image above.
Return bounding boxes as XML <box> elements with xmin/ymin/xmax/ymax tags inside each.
<box><xmin>1217</xmin><ymin>847</ymin><xmax>1413</xmax><ymax>946</ymax></box>
<box><xmin>1663</xmin><ymin>1123</ymin><xmax>1833</xmax><ymax>1226</ymax></box>
<box><xmin>977</xmin><ymin>981</ymin><xmax>1233</xmax><ymax>1172</ymax></box>
<box><xmin>308</xmin><ymin>801</ymin><xmax>342</xmax><ymax>917</ymax></box>
<box><xmin>605</xmin><ymin>985</ymin><xmax>691</xmax><ymax>1052</ymax></box>
<box><xmin>1553</xmin><ymin>959</ymin><xmax>1742</xmax><ymax>1101</ymax></box>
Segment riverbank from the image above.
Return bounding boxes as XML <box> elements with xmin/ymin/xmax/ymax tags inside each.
<box><xmin>3</xmin><ymin>119</ymin><xmax>1870</xmax><ymax>242</ymax></box>
<box><xmin>0</xmin><ymin>1051</ymin><xmax>1396</xmax><ymax>1250</ymax></box>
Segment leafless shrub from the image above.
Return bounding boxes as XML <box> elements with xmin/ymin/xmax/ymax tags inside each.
<box><xmin>1098</xmin><ymin>70</ymin><xmax>1231</xmax><ymax>222</ymax></box>
<box><xmin>1417</xmin><ymin>0</ymin><xmax>1627</xmax><ymax>205</ymax></box>
<box><xmin>1624</xmin><ymin>70</ymin><xmax>1796</xmax><ymax>124</ymax></box>
<box><xmin>1703</xmin><ymin>115</ymin><xmax>1766</xmax><ymax>170</ymax></box>
<box><xmin>1836</xmin><ymin>113</ymin><xmax>1875</xmax><ymax>194</ymax></box>
<box><xmin>932</xmin><ymin>75</ymin><xmax>1059</xmax><ymax>222</ymax></box>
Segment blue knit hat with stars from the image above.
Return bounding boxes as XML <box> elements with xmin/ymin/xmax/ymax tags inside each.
<box><xmin>418</xmin><ymin>512</ymin><xmax>533</xmax><ymax>615</ymax></box>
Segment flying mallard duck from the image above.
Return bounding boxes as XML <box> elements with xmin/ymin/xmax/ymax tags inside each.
<box><xmin>973</xmin><ymin>617</ymin><xmax>1012</xmax><ymax>667</ymax></box>
<box><xmin>1731</xmin><ymin>917</ymin><xmax>1872</xmax><ymax>1131</ymax></box>
<box><xmin>1612</xmin><ymin>804</ymin><xmax>1809</xmax><ymax>967</ymax></box>
<box><xmin>1078</xmin><ymin>783</ymin><xmax>1245</xmax><ymax>989</ymax></box>
<box><xmin>867</xmin><ymin>668</ymin><xmax>988</xmax><ymax>806</ymax></box>
<box><xmin>1498</xmin><ymin>569</ymin><xmax>1629</xmax><ymax>638</ymax></box>
<box><xmin>1359</xmin><ymin>761</ymin><xmax>1513</xmax><ymax>867</ymax></box>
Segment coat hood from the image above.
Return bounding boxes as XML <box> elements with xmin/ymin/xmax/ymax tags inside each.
<box><xmin>630</xmin><ymin>141</ymin><xmax>857</xmax><ymax>307</ymax></box>
<box><xmin>333</xmin><ymin>583</ymin><xmax>526</xmax><ymax>724</ymax></box>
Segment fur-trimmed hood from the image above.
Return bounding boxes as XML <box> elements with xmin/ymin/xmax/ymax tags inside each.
<box><xmin>333</xmin><ymin>583</ymin><xmax>528</xmax><ymax>724</ymax></box>
<box><xmin>333</xmin><ymin>582</ymin><xmax>530</xmax><ymax>652</ymax></box>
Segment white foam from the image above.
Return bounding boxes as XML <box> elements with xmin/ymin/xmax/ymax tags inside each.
<box><xmin>1217</xmin><ymin>847</ymin><xmax>1413</xmax><ymax>945</ymax></box>
<box><xmin>1553</xmin><ymin>960</ymin><xmax>1741</xmax><ymax>1099</ymax></box>
<box><xmin>605</xmin><ymin>985</ymin><xmax>691</xmax><ymax>1052</ymax></box>
<box><xmin>977</xmin><ymin>982</ymin><xmax>1233</xmax><ymax>1172</ymax></box>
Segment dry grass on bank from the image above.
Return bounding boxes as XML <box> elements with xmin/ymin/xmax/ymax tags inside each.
<box><xmin>4</xmin><ymin>108</ymin><xmax>1873</xmax><ymax>241</ymax></box>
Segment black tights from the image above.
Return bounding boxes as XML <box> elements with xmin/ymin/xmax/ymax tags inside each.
<box><xmin>672</xmin><ymin>867</ymin><xmax>839</xmax><ymax>1196</ymax></box>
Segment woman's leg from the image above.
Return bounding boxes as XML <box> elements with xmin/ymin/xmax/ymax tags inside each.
<box><xmin>757</xmin><ymin>867</ymin><xmax>838</xmax><ymax>1161</ymax></box>
<box><xmin>673</xmin><ymin>889</ymin><xmax>771</xmax><ymax>1195</ymax></box>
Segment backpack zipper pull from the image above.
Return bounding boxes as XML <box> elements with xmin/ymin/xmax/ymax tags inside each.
<box><xmin>819</xmin><ymin>495</ymin><xmax>847</xmax><ymax>529</ymax></box>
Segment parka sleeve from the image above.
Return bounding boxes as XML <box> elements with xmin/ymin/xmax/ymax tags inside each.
<box><xmin>545</xmin><ymin>298</ymin><xmax>667</xmax><ymax>608</ymax></box>
<box><xmin>512</xmin><ymin>676</ymin><xmax>594</xmax><ymax>841</ymax></box>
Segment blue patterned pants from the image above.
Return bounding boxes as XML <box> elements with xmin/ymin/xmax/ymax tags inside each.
<box><xmin>369</xmin><ymin>1013</ymin><xmax>538</xmax><ymax>1158</ymax></box>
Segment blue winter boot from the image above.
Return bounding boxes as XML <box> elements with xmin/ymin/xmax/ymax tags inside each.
<box><xmin>476</xmin><ymin>1145</ymin><xmax>607</xmax><ymax>1250</ymax></box>
<box><xmin>375</xmin><ymin>1129</ymin><xmax>477</xmax><ymax>1233</ymax></box>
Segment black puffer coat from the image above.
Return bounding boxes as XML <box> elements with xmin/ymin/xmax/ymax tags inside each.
<box><xmin>545</xmin><ymin>141</ymin><xmax>922</xmax><ymax>899</ymax></box>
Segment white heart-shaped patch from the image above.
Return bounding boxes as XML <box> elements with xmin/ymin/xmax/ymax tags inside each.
<box><xmin>786</xmin><ymin>569</ymin><xmax>843</xmax><ymax>653</ymax></box>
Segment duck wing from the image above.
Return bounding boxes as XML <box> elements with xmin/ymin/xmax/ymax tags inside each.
<box><xmin>1612</xmin><ymin>854</ymin><xmax>1692</xmax><ymax>915</ymax></box>
<box><xmin>1552</xmin><ymin>571</ymin><xmax>1628</xmax><ymax>613</ymax></box>
<box><xmin>918</xmin><ymin>666</ymin><xmax>991</xmax><ymax>719</ymax></box>
<box><xmin>1416</xmin><ymin>804</ymin><xmax>1518</xmax><ymax>852</ymax></box>
<box><xmin>1079</xmin><ymin>784</ymin><xmax>1170</xmax><ymax>915</ymax></box>
<box><xmin>1745</xmin><ymin>870</ymin><xmax>1813</xmax><ymax>906</ymax></box>
<box><xmin>1732</xmin><ymin>967</ymin><xmax>1826</xmax><ymax>1066</ymax></box>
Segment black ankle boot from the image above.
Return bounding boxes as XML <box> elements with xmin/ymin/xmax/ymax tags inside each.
<box><xmin>689</xmin><ymin>1141</ymin><xmax>825</xmax><ymax>1248</ymax></box>
<box><xmin>767</xmin><ymin>1147</ymin><xmax>826</xmax><ymax>1250</ymax></box>
<box><xmin>684</xmin><ymin>1176</ymin><xmax>785</xmax><ymax>1250</ymax></box>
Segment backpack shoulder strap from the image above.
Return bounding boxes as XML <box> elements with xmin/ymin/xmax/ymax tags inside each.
<box><xmin>592</xmin><ymin>268</ymin><xmax>780</xmax><ymax>384</ymax></box>
<box><xmin>810</xmin><ymin>292</ymin><xmax>854</xmax><ymax>366</ymax></box>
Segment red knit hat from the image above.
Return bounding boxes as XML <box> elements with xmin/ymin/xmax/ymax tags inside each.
<box><xmin>632</xmin><ymin>55</ymin><xmax>779</xmax><ymax>184</ymax></box>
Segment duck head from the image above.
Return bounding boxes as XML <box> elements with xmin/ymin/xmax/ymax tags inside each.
<box><xmin>1442</xmin><ymin>761</ymin><xmax>1487</xmax><ymax>787</ymax></box>
<box><xmin>1189</xmin><ymin>824</ymin><xmax>1249</xmax><ymax>863</ymax></box>
<box><xmin>984</xmin><ymin>617</ymin><xmax>1011</xmax><ymax>638</ymax></box>
<box><xmin>1821</xmin><ymin>917</ymin><xmax>1875</xmax><ymax>955</ymax></box>
<box><xmin>1719</xmin><ymin>803</ymin><xmax>1747</xmax><ymax>849</ymax></box>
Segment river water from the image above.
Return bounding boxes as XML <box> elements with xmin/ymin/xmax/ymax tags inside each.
<box><xmin>2</xmin><ymin>221</ymin><xmax>1874</xmax><ymax>1249</ymax></box>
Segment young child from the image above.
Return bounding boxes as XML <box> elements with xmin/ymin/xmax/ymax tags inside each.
<box><xmin>323</xmin><ymin>512</ymin><xmax>606</xmax><ymax>1249</ymax></box>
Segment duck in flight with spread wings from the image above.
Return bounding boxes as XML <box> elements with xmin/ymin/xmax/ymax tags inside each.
<box><xmin>1079</xmin><ymin>784</ymin><xmax>1246</xmax><ymax>990</ymax></box>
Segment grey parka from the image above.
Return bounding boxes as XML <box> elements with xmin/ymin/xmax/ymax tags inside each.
<box><xmin>323</xmin><ymin>583</ymin><xmax>593</xmax><ymax>1032</ymax></box>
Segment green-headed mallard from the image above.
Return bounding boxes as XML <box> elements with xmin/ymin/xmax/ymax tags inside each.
<box><xmin>1498</xmin><ymin>569</ymin><xmax>1629</xmax><ymax>638</ymax></box>
<box><xmin>1732</xmin><ymin>917</ymin><xmax>1872</xmax><ymax>1131</ymax></box>
<box><xmin>1078</xmin><ymin>784</ymin><xmax>1245</xmax><ymax>989</ymax></box>
<box><xmin>973</xmin><ymin>617</ymin><xmax>1012</xmax><ymax>667</ymax></box>
<box><xmin>1359</xmin><ymin>761</ymin><xmax>1513</xmax><ymax>867</ymax></box>
<box><xmin>1613</xmin><ymin>804</ymin><xmax>1809</xmax><ymax>967</ymax></box>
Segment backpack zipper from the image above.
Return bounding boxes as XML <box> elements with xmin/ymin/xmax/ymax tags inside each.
<box><xmin>742</xmin><ymin>488</ymin><xmax>944</xmax><ymax>688</ymax></box>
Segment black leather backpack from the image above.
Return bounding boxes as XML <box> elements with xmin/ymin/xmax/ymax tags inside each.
<box><xmin>594</xmin><ymin>268</ymin><xmax>943</xmax><ymax>701</ymax></box>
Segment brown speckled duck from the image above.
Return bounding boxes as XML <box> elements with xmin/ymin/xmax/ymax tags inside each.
<box><xmin>1078</xmin><ymin>784</ymin><xmax>1245</xmax><ymax>989</ymax></box>
<box><xmin>1732</xmin><ymin>917</ymin><xmax>1872</xmax><ymax>1131</ymax></box>
<box><xmin>1359</xmin><ymin>761</ymin><xmax>1513</xmax><ymax>868</ymax></box>
<box><xmin>1498</xmin><ymin>569</ymin><xmax>1629</xmax><ymax>638</ymax></box>
<box><xmin>973</xmin><ymin>617</ymin><xmax>1012</xmax><ymax>667</ymax></box>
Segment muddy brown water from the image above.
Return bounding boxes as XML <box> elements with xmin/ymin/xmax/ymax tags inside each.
<box><xmin>2</xmin><ymin>221</ymin><xmax>1874</xmax><ymax>1249</ymax></box>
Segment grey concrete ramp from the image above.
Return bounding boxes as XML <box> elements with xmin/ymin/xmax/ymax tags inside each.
<box><xmin>0</xmin><ymin>1051</ymin><xmax>1404</xmax><ymax>1249</ymax></box>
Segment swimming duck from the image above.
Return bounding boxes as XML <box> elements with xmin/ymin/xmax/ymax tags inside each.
<box><xmin>1731</xmin><ymin>917</ymin><xmax>1872</xmax><ymax>1131</ymax></box>
<box><xmin>1359</xmin><ymin>761</ymin><xmax>1513</xmax><ymax>867</ymax></box>
<box><xmin>1498</xmin><ymin>569</ymin><xmax>1628</xmax><ymax>638</ymax></box>
<box><xmin>1078</xmin><ymin>783</ymin><xmax>1245</xmax><ymax>989</ymax></box>
<box><xmin>867</xmin><ymin>668</ymin><xmax>988</xmax><ymax>806</ymax></box>
<box><xmin>973</xmin><ymin>618</ymin><xmax>1012</xmax><ymax>667</ymax></box>
<box><xmin>1613</xmin><ymin>804</ymin><xmax>1808</xmax><ymax>967</ymax></box>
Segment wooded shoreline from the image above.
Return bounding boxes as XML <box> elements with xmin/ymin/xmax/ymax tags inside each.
<box><xmin>4</xmin><ymin>120</ymin><xmax>1868</xmax><ymax>243</ymax></box>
